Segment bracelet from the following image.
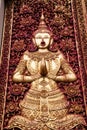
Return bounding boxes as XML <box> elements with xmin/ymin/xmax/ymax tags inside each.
<box><xmin>54</xmin><ymin>75</ymin><xmax>57</xmax><ymax>81</ymax></box>
<box><xmin>23</xmin><ymin>75</ymin><xmax>24</xmax><ymax>82</ymax></box>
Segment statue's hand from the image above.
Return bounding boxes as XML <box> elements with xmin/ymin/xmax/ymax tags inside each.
<box><xmin>47</xmin><ymin>73</ymin><xmax>56</xmax><ymax>81</ymax></box>
<box><xmin>31</xmin><ymin>73</ymin><xmax>41</xmax><ymax>81</ymax></box>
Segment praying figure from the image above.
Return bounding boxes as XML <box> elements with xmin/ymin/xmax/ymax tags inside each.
<box><xmin>6</xmin><ymin>13</ymin><xmax>86</xmax><ymax>130</ymax></box>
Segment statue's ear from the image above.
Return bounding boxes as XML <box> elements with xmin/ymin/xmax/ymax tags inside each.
<box><xmin>50</xmin><ymin>37</ymin><xmax>53</xmax><ymax>45</ymax></box>
<box><xmin>32</xmin><ymin>38</ymin><xmax>35</xmax><ymax>44</ymax></box>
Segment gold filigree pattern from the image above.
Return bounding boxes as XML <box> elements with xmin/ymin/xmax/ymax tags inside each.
<box><xmin>13</xmin><ymin>40</ymin><xmax>26</xmax><ymax>51</ymax></box>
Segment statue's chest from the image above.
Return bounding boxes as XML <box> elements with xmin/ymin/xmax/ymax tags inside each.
<box><xmin>26</xmin><ymin>58</ymin><xmax>60</xmax><ymax>75</ymax></box>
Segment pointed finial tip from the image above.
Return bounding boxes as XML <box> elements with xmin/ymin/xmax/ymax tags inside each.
<box><xmin>41</xmin><ymin>9</ymin><xmax>44</xmax><ymax>20</ymax></box>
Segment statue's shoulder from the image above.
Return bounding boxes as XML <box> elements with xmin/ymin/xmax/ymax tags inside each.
<box><xmin>22</xmin><ymin>50</ymin><xmax>31</xmax><ymax>60</ymax></box>
<box><xmin>23</xmin><ymin>50</ymin><xmax>30</xmax><ymax>55</ymax></box>
<box><xmin>54</xmin><ymin>50</ymin><xmax>64</xmax><ymax>59</ymax></box>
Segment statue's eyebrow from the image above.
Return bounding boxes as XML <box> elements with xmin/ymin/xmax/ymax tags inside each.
<box><xmin>35</xmin><ymin>36</ymin><xmax>42</xmax><ymax>38</ymax></box>
<box><xmin>44</xmin><ymin>35</ymin><xmax>50</xmax><ymax>37</ymax></box>
<box><xmin>35</xmin><ymin>35</ymin><xmax>41</xmax><ymax>38</ymax></box>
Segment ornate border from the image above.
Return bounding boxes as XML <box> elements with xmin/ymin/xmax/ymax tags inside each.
<box><xmin>0</xmin><ymin>0</ymin><xmax>13</xmax><ymax>129</ymax></box>
<box><xmin>72</xmin><ymin>0</ymin><xmax>87</xmax><ymax>116</ymax></box>
<box><xmin>84</xmin><ymin>0</ymin><xmax>87</xmax><ymax>10</ymax></box>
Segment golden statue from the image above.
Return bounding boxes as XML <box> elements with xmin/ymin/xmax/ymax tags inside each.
<box><xmin>6</xmin><ymin>13</ymin><xmax>86</xmax><ymax>130</ymax></box>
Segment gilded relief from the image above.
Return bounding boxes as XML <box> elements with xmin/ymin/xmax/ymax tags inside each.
<box><xmin>5</xmin><ymin>11</ymin><xmax>86</xmax><ymax>130</ymax></box>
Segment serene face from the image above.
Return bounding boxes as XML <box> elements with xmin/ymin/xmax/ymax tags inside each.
<box><xmin>34</xmin><ymin>32</ymin><xmax>51</xmax><ymax>49</ymax></box>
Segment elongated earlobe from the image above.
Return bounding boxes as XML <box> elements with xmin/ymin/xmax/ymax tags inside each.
<box><xmin>50</xmin><ymin>38</ymin><xmax>53</xmax><ymax>45</ymax></box>
<box><xmin>32</xmin><ymin>38</ymin><xmax>35</xmax><ymax>44</ymax></box>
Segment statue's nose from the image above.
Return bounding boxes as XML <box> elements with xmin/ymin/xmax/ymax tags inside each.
<box><xmin>41</xmin><ymin>38</ymin><xmax>44</xmax><ymax>42</ymax></box>
<box><xmin>41</xmin><ymin>38</ymin><xmax>45</xmax><ymax>46</ymax></box>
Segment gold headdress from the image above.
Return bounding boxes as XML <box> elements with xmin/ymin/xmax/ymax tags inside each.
<box><xmin>33</xmin><ymin>11</ymin><xmax>53</xmax><ymax>36</ymax></box>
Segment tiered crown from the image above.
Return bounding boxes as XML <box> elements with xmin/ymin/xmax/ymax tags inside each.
<box><xmin>33</xmin><ymin>11</ymin><xmax>53</xmax><ymax>36</ymax></box>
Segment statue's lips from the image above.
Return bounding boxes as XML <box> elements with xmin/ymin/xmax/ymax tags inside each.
<box><xmin>41</xmin><ymin>42</ymin><xmax>46</xmax><ymax>46</ymax></box>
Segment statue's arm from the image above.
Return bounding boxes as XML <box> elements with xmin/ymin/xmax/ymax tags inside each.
<box><xmin>13</xmin><ymin>71</ymin><xmax>37</xmax><ymax>82</ymax></box>
<box><xmin>47</xmin><ymin>53</ymin><xmax>76</xmax><ymax>82</ymax></box>
<box><xmin>55</xmin><ymin>54</ymin><xmax>77</xmax><ymax>82</ymax></box>
<box><xmin>13</xmin><ymin>52</ymin><xmax>40</xmax><ymax>83</ymax></box>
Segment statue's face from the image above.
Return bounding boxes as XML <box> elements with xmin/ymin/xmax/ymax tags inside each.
<box><xmin>34</xmin><ymin>32</ymin><xmax>51</xmax><ymax>49</ymax></box>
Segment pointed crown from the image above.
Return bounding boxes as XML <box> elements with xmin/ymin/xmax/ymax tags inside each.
<box><xmin>33</xmin><ymin>11</ymin><xmax>53</xmax><ymax>36</ymax></box>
